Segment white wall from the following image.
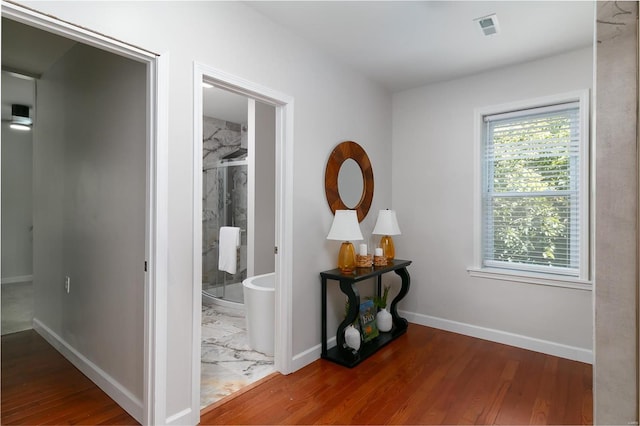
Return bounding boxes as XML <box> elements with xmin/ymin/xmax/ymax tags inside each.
<box><xmin>33</xmin><ymin>41</ymin><xmax>146</xmax><ymax>408</ymax></box>
<box><xmin>392</xmin><ymin>47</ymin><xmax>594</xmax><ymax>356</ymax></box>
<box><xmin>19</xmin><ymin>2</ymin><xmax>392</xmax><ymax>423</ymax></box>
<box><xmin>1</xmin><ymin>73</ymin><xmax>34</xmax><ymax>280</ymax></box>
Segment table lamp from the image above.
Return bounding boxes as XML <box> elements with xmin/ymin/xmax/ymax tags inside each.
<box><xmin>372</xmin><ymin>209</ymin><xmax>401</xmax><ymax>261</ymax></box>
<box><xmin>327</xmin><ymin>210</ymin><xmax>363</xmax><ymax>273</ymax></box>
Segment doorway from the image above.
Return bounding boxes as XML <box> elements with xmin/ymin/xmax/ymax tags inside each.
<box><xmin>192</xmin><ymin>62</ymin><xmax>294</xmax><ymax>416</ymax></box>
<box><xmin>199</xmin><ymin>83</ymin><xmax>278</xmax><ymax>407</ymax></box>
<box><xmin>1</xmin><ymin>68</ymin><xmax>35</xmax><ymax>336</ymax></box>
<box><xmin>1</xmin><ymin>5</ymin><xmax>166</xmax><ymax>425</ymax></box>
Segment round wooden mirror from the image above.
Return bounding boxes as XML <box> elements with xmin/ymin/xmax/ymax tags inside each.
<box><xmin>324</xmin><ymin>141</ymin><xmax>374</xmax><ymax>222</ymax></box>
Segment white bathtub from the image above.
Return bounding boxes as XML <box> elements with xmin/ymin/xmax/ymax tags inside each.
<box><xmin>242</xmin><ymin>272</ymin><xmax>275</xmax><ymax>356</ymax></box>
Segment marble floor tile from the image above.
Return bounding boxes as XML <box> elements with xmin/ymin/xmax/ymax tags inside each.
<box><xmin>201</xmin><ymin>300</ymin><xmax>274</xmax><ymax>409</ymax></box>
<box><xmin>1</xmin><ymin>282</ymin><xmax>33</xmax><ymax>335</ymax></box>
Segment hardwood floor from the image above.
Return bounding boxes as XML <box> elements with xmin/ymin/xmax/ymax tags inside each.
<box><xmin>201</xmin><ymin>325</ymin><xmax>592</xmax><ymax>425</ymax></box>
<box><xmin>1</xmin><ymin>330</ymin><xmax>138</xmax><ymax>425</ymax></box>
<box><xmin>1</xmin><ymin>325</ymin><xmax>592</xmax><ymax>425</ymax></box>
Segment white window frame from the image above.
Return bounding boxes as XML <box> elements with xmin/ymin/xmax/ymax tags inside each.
<box><xmin>469</xmin><ymin>90</ymin><xmax>592</xmax><ymax>290</ymax></box>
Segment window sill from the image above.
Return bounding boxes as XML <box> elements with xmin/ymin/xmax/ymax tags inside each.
<box><xmin>467</xmin><ymin>267</ymin><xmax>592</xmax><ymax>291</ymax></box>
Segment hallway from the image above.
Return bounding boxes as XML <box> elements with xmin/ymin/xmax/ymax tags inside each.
<box><xmin>1</xmin><ymin>330</ymin><xmax>138</xmax><ymax>425</ymax></box>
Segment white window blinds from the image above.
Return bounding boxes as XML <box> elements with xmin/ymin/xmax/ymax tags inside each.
<box><xmin>482</xmin><ymin>102</ymin><xmax>582</xmax><ymax>276</ymax></box>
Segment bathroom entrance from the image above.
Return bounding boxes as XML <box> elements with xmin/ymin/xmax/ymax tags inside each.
<box><xmin>201</xmin><ymin>85</ymin><xmax>276</xmax><ymax>305</ymax></box>
<box><xmin>199</xmin><ymin>76</ymin><xmax>278</xmax><ymax>408</ymax></box>
<box><xmin>193</xmin><ymin>62</ymin><xmax>294</xmax><ymax>418</ymax></box>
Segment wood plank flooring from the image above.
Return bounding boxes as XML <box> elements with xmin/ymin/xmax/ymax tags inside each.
<box><xmin>1</xmin><ymin>330</ymin><xmax>138</xmax><ymax>425</ymax></box>
<box><xmin>201</xmin><ymin>325</ymin><xmax>592</xmax><ymax>425</ymax></box>
<box><xmin>1</xmin><ymin>325</ymin><xmax>592</xmax><ymax>425</ymax></box>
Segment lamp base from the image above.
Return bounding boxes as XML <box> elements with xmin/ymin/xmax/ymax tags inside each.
<box><xmin>338</xmin><ymin>241</ymin><xmax>357</xmax><ymax>273</ymax></box>
<box><xmin>380</xmin><ymin>235</ymin><xmax>395</xmax><ymax>261</ymax></box>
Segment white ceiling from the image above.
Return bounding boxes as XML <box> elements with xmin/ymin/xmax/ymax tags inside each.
<box><xmin>2</xmin><ymin>1</ymin><xmax>595</xmax><ymax>118</ymax></box>
<box><xmin>247</xmin><ymin>1</ymin><xmax>595</xmax><ymax>92</ymax></box>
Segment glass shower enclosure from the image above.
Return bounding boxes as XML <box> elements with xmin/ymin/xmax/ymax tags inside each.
<box><xmin>202</xmin><ymin>117</ymin><xmax>248</xmax><ymax>304</ymax></box>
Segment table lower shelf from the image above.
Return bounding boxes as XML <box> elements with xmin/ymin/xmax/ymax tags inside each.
<box><xmin>322</xmin><ymin>325</ymin><xmax>407</xmax><ymax>368</ymax></box>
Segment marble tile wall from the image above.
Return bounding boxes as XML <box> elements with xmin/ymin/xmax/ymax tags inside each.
<box><xmin>202</xmin><ymin>116</ymin><xmax>248</xmax><ymax>293</ymax></box>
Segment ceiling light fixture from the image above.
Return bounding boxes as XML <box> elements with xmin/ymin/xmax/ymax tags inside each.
<box><xmin>9</xmin><ymin>104</ymin><xmax>32</xmax><ymax>131</ymax></box>
<box><xmin>474</xmin><ymin>13</ymin><xmax>500</xmax><ymax>36</ymax></box>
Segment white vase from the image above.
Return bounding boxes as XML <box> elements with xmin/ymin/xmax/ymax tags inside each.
<box><xmin>344</xmin><ymin>324</ymin><xmax>361</xmax><ymax>351</ymax></box>
<box><xmin>376</xmin><ymin>308</ymin><xmax>393</xmax><ymax>332</ymax></box>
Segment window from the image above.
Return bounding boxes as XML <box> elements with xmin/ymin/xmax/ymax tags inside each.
<box><xmin>473</xmin><ymin>91</ymin><xmax>590</xmax><ymax>284</ymax></box>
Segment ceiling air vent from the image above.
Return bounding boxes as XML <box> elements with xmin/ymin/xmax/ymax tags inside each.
<box><xmin>474</xmin><ymin>13</ymin><xmax>500</xmax><ymax>36</ymax></box>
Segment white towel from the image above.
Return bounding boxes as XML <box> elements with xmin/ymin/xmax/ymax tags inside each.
<box><xmin>218</xmin><ymin>226</ymin><xmax>241</xmax><ymax>274</ymax></box>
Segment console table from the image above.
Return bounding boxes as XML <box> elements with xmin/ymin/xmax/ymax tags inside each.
<box><xmin>320</xmin><ymin>259</ymin><xmax>411</xmax><ymax>367</ymax></box>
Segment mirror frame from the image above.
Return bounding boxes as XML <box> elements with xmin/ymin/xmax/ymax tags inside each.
<box><xmin>324</xmin><ymin>141</ymin><xmax>374</xmax><ymax>222</ymax></box>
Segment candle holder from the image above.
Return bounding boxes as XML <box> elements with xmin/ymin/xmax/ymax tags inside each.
<box><xmin>356</xmin><ymin>254</ymin><xmax>373</xmax><ymax>268</ymax></box>
<box><xmin>373</xmin><ymin>255</ymin><xmax>387</xmax><ymax>266</ymax></box>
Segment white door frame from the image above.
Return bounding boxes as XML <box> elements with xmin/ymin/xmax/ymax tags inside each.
<box><xmin>0</xmin><ymin>3</ymin><xmax>169</xmax><ymax>425</ymax></box>
<box><xmin>193</xmin><ymin>62</ymin><xmax>294</xmax><ymax>418</ymax></box>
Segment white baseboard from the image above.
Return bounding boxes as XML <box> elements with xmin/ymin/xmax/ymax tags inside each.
<box><xmin>2</xmin><ymin>275</ymin><xmax>33</xmax><ymax>285</ymax></box>
<box><xmin>291</xmin><ymin>336</ymin><xmax>336</xmax><ymax>372</ymax></box>
<box><xmin>165</xmin><ymin>407</ymin><xmax>193</xmax><ymax>425</ymax></box>
<box><xmin>32</xmin><ymin>318</ymin><xmax>143</xmax><ymax>423</ymax></box>
<box><xmin>294</xmin><ymin>311</ymin><xmax>592</xmax><ymax>373</ymax></box>
<box><xmin>400</xmin><ymin>310</ymin><xmax>593</xmax><ymax>364</ymax></box>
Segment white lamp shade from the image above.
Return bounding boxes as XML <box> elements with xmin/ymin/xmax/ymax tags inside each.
<box><xmin>327</xmin><ymin>210</ymin><xmax>363</xmax><ymax>241</ymax></box>
<box><xmin>372</xmin><ymin>209</ymin><xmax>401</xmax><ymax>236</ymax></box>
